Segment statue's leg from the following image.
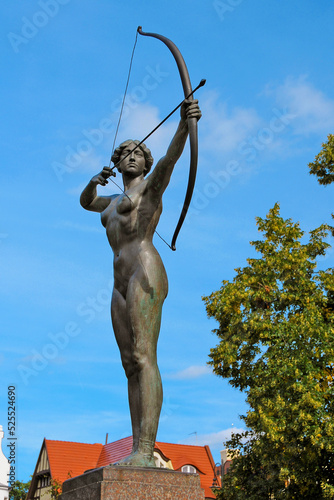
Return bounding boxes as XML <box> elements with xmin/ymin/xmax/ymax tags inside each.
<box><xmin>122</xmin><ymin>265</ymin><xmax>166</xmax><ymax>466</ymax></box>
<box><xmin>111</xmin><ymin>287</ymin><xmax>140</xmax><ymax>452</ymax></box>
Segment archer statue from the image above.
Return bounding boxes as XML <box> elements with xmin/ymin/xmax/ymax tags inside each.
<box><xmin>80</xmin><ymin>27</ymin><xmax>202</xmax><ymax>468</ymax></box>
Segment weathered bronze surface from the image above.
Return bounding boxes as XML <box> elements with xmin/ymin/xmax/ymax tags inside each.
<box><xmin>80</xmin><ymin>101</ymin><xmax>201</xmax><ymax>467</ymax></box>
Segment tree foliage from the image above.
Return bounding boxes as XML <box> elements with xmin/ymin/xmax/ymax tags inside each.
<box><xmin>203</xmin><ymin>204</ymin><xmax>334</xmax><ymax>499</ymax></box>
<box><xmin>50</xmin><ymin>477</ymin><xmax>62</xmax><ymax>499</ymax></box>
<box><xmin>9</xmin><ymin>479</ymin><xmax>31</xmax><ymax>500</ymax></box>
<box><xmin>309</xmin><ymin>134</ymin><xmax>334</xmax><ymax>185</ymax></box>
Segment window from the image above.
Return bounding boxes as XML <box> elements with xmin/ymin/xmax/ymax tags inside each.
<box><xmin>38</xmin><ymin>474</ymin><xmax>50</xmax><ymax>488</ymax></box>
<box><xmin>181</xmin><ymin>465</ymin><xmax>196</xmax><ymax>473</ymax></box>
<box><xmin>154</xmin><ymin>451</ymin><xmax>168</xmax><ymax>469</ymax></box>
<box><xmin>154</xmin><ymin>457</ymin><xmax>166</xmax><ymax>468</ymax></box>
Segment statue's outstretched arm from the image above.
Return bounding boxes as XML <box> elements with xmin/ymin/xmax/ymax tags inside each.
<box><xmin>80</xmin><ymin>168</ymin><xmax>114</xmax><ymax>212</ymax></box>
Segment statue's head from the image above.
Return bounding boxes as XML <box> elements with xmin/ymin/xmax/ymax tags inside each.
<box><xmin>111</xmin><ymin>140</ymin><xmax>154</xmax><ymax>176</ymax></box>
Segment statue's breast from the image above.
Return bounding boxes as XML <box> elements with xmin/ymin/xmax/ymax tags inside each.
<box><xmin>101</xmin><ymin>192</ymin><xmax>137</xmax><ymax>231</ymax></box>
<box><xmin>101</xmin><ymin>197</ymin><xmax>119</xmax><ymax>228</ymax></box>
<box><xmin>116</xmin><ymin>195</ymin><xmax>133</xmax><ymax>215</ymax></box>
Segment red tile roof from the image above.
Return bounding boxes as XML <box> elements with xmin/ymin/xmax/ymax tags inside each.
<box><xmin>156</xmin><ymin>441</ymin><xmax>219</xmax><ymax>498</ymax></box>
<box><xmin>96</xmin><ymin>436</ymin><xmax>133</xmax><ymax>468</ymax></box>
<box><xmin>40</xmin><ymin>437</ymin><xmax>219</xmax><ymax>499</ymax></box>
<box><xmin>45</xmin><ymin>439</ymin><xmax>103</xmax><ymax>483</ymax></box>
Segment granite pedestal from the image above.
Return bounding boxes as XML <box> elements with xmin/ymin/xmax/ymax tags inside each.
<box><xmin>59</xmin><ymin>464</ymin><xmax>205</xmax><ymax>500</ymax></box>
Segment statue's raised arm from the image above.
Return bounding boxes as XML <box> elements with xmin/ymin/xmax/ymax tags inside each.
<box><xmin>147</xmin><ymin>100</ymin><xmax>201</xmax><ymax>203</ymax></box>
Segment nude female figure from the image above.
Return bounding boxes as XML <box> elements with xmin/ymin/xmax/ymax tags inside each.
<box><xmin>80</xmin><ymin>100</ymin><xmax>201</xmax><ymax>467</ymax></box>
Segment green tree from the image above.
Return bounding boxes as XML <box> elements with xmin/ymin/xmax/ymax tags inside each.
<box><xmin>9</xmin><ymin>479</ymin><xmax>31</xmax><ymax>500</ymax></box>
<box><xmin>309</xmin><ymin>134</ymin><xmax>334</xmax><ymax>185</ymax></box>
<box><xmin>50</xmin><ymin>477</ymin><xmax>62</xmax><ymax>499</ymax></box>
<box><xmin>203</xmin><ymin>204</ymin><xmax>334</xmax><ymax>499</ymax></box>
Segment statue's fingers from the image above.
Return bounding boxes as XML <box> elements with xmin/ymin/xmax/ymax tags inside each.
<box><xmin>96</xmin><ymin>175</ymin><xmax>107</xmax><ymax>184</ymax></box>
<box><xmin>187</xmin><ymin>108</ymin><xmax>202</xmax><ymax>119</ymax></box>
<box><xmin>102</xmin><ymin>169</ymin><xmax>112</xmax><ymax>179</ymax></box>
<box><xmin>186</xmin><ymin>101</ymin><xmax>200</xmax><ymax>113</ymax></box>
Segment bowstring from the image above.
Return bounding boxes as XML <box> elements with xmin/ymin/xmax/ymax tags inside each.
<box><xmin>109</xmin><ymin>30</ymin><xmax>139</xmax><ymax>168</ymax></box>
<box><xmin>108</xmin><ymin>29</ymin><xmax>173</xmax><ymax>250</ymax></box>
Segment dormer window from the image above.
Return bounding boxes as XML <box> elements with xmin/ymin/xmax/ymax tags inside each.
<box><xmin>153</xmin><ymin>450</ymin><xmax>172</xmax><ymax>469</ymax></box>
<box><xmin>181</xmin><ymin>465</ymin><xmax>196</xmax><ymax>473</ymax></box>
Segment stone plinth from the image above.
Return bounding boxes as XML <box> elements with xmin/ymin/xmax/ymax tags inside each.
<box><xmin>59</xmin><ymin>464</ymin><xmax>205</xmax><ymax>500</ymax></box>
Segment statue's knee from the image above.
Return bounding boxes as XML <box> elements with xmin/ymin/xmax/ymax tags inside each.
<box><xmin>133</xmin><ymin>351</ymin><xmax>154</xmax><ymax>371</ymax></box>
<box><xmin>122</xmin><ymin>350</ymin><xmax>155</xmax><ymax>377</ymax></box>
<box><xmin>121</xmin><ymin>355</ymin><xmax>135</xmax><ymax>379</ymax></box>
<box><xmin>123</xmin><ymin>363</ymin><xmax>135</xmax><ymax>379</ymax></box>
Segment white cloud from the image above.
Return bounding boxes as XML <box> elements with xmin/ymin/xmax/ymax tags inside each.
<box><xmin>200</xmin><ymin>90</ymin><xmax>262</xmax><ymax>154</ymax></box>
<box><xmin>62</xmin><ymin>78</ymin><xmax>334</xmax><ymax>187</ymax></box>
<box><xmin>167</xmin><ymin>364</ymin><xmax>212</xmax><ymax>380</ymax></box>
<box><xmin>70</xmin><ymin>79</ymin><xmax>334</xmax><ymax>208</ymax></box>
<box><xmin>117</xmin><ymin>102</ymin><xmax>177</xmax><ymax>161</ymax></box>
<box><xmin>268</xmin><ymin>76</ymin><xmax>334</xmax><ymax>135</ymax></box>
<box><xmin>181</xmin><ymin>427</ymin><xmax>245</xmax><ymax>450</ymax></box>
<box><xmin>80</xmin><ymin>152</ymin><xmax>106</xmax><ymax>174</ymax></box>
<box><xmin>112</xmin><ymin>95</ymin><xmax>262</xmax><ymax>162</ymax></box>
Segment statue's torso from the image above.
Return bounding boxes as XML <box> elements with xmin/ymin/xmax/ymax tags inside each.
<box><xmin>100</xmin><ymin>181</ymin><xmax>167</xmax><ymax>296</ymax></box>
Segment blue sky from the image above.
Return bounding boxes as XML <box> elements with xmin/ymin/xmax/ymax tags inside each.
<box><xmin>1</xmin><ymin>0</ymin><xmax>334</xmax><ymax>482</ymax></box>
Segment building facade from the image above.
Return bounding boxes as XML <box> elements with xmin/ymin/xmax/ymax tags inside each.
<box><xmin>0</xmin><ymin>426</ymin><xmax>10</xmax><ymax>500</ymax></box>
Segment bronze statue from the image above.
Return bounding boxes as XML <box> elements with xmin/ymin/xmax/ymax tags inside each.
<box><xmin>80</xmin><ymin>100</ymin><xmax>201</xmax><ymax>467</ymax></box>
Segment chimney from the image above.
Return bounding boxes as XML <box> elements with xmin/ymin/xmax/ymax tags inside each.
<box><xmin>221</xmin><ymin>449</ymin><xmax>233</xmax><ymax>465</ymax></box>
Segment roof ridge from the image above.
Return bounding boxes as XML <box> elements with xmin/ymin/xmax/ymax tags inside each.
<box><xmin>156</xmin><ymin>440</ymin><xmax>206</xmax><ymax>449</ymax></box>
<box><xmin>45</xmin><ymin>437</ymin><xmax>207</xmax><ymax>449</ymax></box>
<box><xmin>103</xmin><ymin>436</ymin><xmax>132</xmax><ymax>445</ymax></box>
<box><xmin>45</xmin><ymin>439</ymin><xmax>103</xmax><ymax>446</ymax></box>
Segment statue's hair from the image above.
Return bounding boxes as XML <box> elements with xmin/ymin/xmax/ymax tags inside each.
<box><xmin>111</xmin><ymin>140</ymin><xmax>154</xmax><ymax>176</ymax></box>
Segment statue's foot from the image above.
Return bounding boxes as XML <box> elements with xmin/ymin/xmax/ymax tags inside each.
<box><xmin>115</xmin><ymin>451</ymin><xmax>156</xmax><ymax>468</ymax></box>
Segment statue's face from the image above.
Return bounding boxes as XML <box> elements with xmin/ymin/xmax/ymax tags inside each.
<box><xmin>119</xmin><ymin>142</ymin><xmax>146</xmax><ymax>176</ymax></box>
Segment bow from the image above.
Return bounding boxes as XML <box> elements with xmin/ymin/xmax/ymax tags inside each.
<box><xmin>138</xmin><ymin>26</ymin><xmax>199</xmax><ymax>251</ymax></box>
